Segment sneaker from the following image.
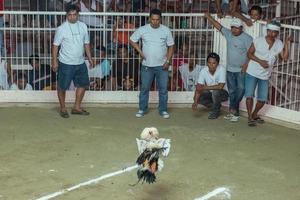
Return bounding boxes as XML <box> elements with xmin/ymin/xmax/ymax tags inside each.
<box><xmin>135</xmin><ymin>110</ymin><xmax>145</xmax><ymax>118</ymax></box>
<box><xmin>224</xmin><ymin>113</ymin><xmax>234</xmax><ymax>120</ymax></box>
<box><xmin>208</xmin><ymin>111</ymin><xmax>219</xmax><ymax>119</ymax></box>
<box><xmin>229</xmin><ymin>115</ymin><xmax>240</xmax><ymax>122</ymax></box>
<box><xmin>160</xmin><ymin>111</ymin><xmax>170</xmax><ymax>119</ymax></box>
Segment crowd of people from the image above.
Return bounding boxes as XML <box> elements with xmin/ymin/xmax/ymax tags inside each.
<box><xmin>0</xmin><ymin>0</ymin><xmax>292</xmax><ymax>127</ymax></box>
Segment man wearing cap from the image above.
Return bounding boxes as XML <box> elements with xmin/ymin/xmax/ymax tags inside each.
<box><xmin>245</xmin><ymin>21</ymin><xmax>291</xmax><ymax>126</ymax></box>
<box><xmin>205</xmin><ymin>13</ymin><xmax>253</xmax><ymax>122</ymax></box>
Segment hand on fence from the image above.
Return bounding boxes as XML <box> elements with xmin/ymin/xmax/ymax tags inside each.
<box><xmin>285</xmin><ymin>36</ymin><xmax>293</xmax><ymax>44</ymax></box>
<box><xmin>245</xmin><ymin>19</ymin><xmax>253</xmax><ymax>27</ymax></box>
<box><xmin>217</xmin><ymin>12</ymin><xmax>224</xmax><ymax>18</ymax></box>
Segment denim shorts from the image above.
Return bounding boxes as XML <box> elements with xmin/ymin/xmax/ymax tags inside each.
<box><xmin>244</xmin><ymin>73</ymin><xmax>269</xmax><ymax>102</ymax></box>
<box><xmin>58</xmin><ymin>62</ymin><xmax>89</xmax><ymax>91</ymax></box>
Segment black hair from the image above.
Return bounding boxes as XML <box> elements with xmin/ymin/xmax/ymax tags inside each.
<box><xmin>229</xmin><ymin>0</ymin><xmax>240</xmax><ymax>5</ymax></box>
<box><xmin>150</xmin><ymin>9</ymin><xmax>162</xmax><ymax>18</ymax></box>
<box><xmin>207</xmin><ymin>52</ymin><xmax>220</xmax><ymax>63</ymax></box>
<box><xmin>117</xmin><ymin>44</ymin><xmax>129</xmax><ymax>51</ymax></box>
<box><xmin>65</xmin><ymin>4</ymin><xmax>80</xmax><ymax>13</ymax></box>
<box><xmin>270</xmin><ymin>20</ymin><xmax>281</xmax><ymax>27</ymax></box>
<box><xmin>250</xmin><ymin>5</ymin><xmax>262</xmax><ymax>15</ymax></box>
<box><xmin>16</xmin><ymin>71</ymin><xmax>27</xmax><ymax>81</ymax></box>
<box><xmin>29</xmin><ymin>54</ymin><xmax>39</xmax><ymax>65</ymax></box>
<box><xmin>100</xmin><ymin>46</ymin><xmax>106</xmax><ymax>52</ymax></box>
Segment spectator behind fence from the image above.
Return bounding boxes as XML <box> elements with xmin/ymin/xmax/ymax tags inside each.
<box><xmin>0</xmin><ymin>0</ymin><xmax>4</xmax><ymax>56</ymax></box>
<box><xmin>130</xmin><ymin>9</ymin><xmax>174</xmax><ymax>119</ymax></box>
<box><xmin>111</xmin><ymin>45</ymin><xmax>139</xmax><ymax>91</ymax></box>
<box><xmin>28</xmin><ymin>55</ymin><xmax>56</xmax><ymax>90</ymax></box>
<box><xmin>216</xmin><ymin>0</ymin><xmax>249</xmax><ymax>18</ymax></box>
<box><xmin>0</xmin><ymin>59</ymin><xmax>10</xmax><ymax>90</ymax></box>
<box><xmin>171</xmin><ymin>42</ymin><xmax>189</xmax><ymax>91</ymax></box>
<box><xmin>52</xmin><ymin>4</ymin><xmax>93</xmax><ymax>118</ymax></box>
<box><xmin>88</xmin><ymin>46</ymin><xmax>111</xmax><ymax>90</ymax></box>
<box><xmin>79</xmin><ymin>0</ymin><xmax>103</xmax><ymax>27</ymax></box>
<box><xmin>205</xmin><ymin>12</ymin><xmax>253</xmax><ymax>122</ymax></box>
<box><xmin>192</xmin><ymin>53</ymin><xmax>229</xmax><ymax>119</ymax></box>
<box><xmin>233</xmin><ymin>5</ymin><xmax>263</xmax><ymax>27</ymax></box>
<box><xmin>245</xmin><ymin>21</ymin><xmax>291</xmax><ymax>127</ymax></box>
<box><xmin>10</xmin><ymin>72</ymin><xmax>33</xmax><ymax>91</ymax></box>
<box><xmin>109</xmin><ymin>16</ymin><xmax>135</xmax><ymax>50</ymax></box>
<box><xmin>179</xmin><ymin>51</ymin><xmax>203</xmax><ymax>91</ymax></box>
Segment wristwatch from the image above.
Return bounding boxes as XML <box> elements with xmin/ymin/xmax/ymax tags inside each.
<box><xmin>165</xmin><ymin>60</ymin><xmax>171</xmax><ymax>65</ymax></box>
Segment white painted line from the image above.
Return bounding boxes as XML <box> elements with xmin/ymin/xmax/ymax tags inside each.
<box><xmin>36</xmin><ymin>164</ymin><xmax>139</xmax><ymax>200</ymax></box>
<box><xmin>194</xmin><ymin>187</ymin><xmax>231</xmax><ymax>200</ymax></box>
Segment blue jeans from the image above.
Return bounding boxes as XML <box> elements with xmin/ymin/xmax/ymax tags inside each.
<box><xmin>226</xmin><ymin>71</ymin><xmax>245</xmax><ymax>114</ymax></box>
<box><xmin>139</xmin><ymin>65</ymin><xmax>169</xmax><ymax>113</ymax></box>
<box><xmin>245</xmin><ymin>73</ymin><xmax>269</xmax><ymax>102</ymax></box>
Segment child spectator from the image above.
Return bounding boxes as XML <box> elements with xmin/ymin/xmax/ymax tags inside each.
<box><xmin>10</xmin><ymin>72</ymin><xmax>33</xmax><ymax>90</ymax></box>
<box><xmin>233</xmin><ymin>5</ymin><xmax>263</xmax><ymax>27</ymax></box>
<box><xmin>88</xmin><ymin>46</ymin><xmax>111</xmax><ymax>90</ymax></box>
<box><xmin>28</xmin><ymin>55</ymin><xmax>56</xmax><ymax>90</ymax></box>
<box><xmin>171</xmin><ymin>42</ymin><xmax>189</xmax><ymax>91</ymax></box>
<box><xmin>111</xmin><ymin>45</ymin><xmax>139</xmax><ymax>90</ymax></box>
<box><xmin>179</xmin><ymin>52</ymin><xmax>203</xmax><ymax>91</ymax></box>
<box><xmin>111</xmin><ymin>16</ymin><xmax>135</xmax><ymax>49</ymax></box>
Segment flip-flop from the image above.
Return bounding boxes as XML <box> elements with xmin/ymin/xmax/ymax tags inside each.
<box><xmin>59</xmin><ymin>110</ymin><xmax>69</xmax><ymax>118</ymax></box>
<box><xmin>71</xmin><ymin>109</ymin><xmax>90</xmax><ymax>115</ymax></box>
<box><xmin>248</xmin><ymin>119</ymin><xmax>256</xmax><ymax>127</ymax></box>
<box><xmin>253</xmin><ymin>117</ymin><xmax>265</xmax><ymax>124</ymax></box>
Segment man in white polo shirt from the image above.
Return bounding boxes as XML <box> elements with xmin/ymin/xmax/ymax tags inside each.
<box><xmin>52</xmin><ymin>4</ymin><xmax>93</xmax><ymax>118</ymax></box>
<box><xmin>192</xmin><ymin>53</ymin><xmax>229</xmax><ymax>119</ymax></box>
<box><xmin>130</xmin><ymin>9</ymin><xmax>174</xmax><ymax>119</ymax></box>
<box><xmin>245</xmin><ymin>21</ymin><xmax>291</xmax><ymax>126</ymax></box>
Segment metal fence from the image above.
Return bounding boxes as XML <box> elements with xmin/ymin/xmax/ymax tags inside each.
<box><xmin>0</xmin><ymin>11</ymin><xmax>299</xmax><ymax>112</ymax></box>
<box><xmin>0</xmin><ymin>11</ymin><xmax>213</xmax><ymax>92</ymax></box>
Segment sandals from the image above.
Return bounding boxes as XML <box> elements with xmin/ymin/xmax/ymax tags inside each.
<box><xmin>248</xmin><ymin>119</ymin><xmax>256</xmax><ymax>127</ymax></box>
<box><xmin>59</xmin><ymin>110</ymin><xmax>69</xmax><ymax>118</ymax></box>
<box><xmin>253</xmin><ymin>117</ymin><xmax>265</xmax><ymax>124</ymax></box>
<box><xmin>71</xmin><ymin>109</ymin><xmax>90</xmax><ymax>116</ymax></box>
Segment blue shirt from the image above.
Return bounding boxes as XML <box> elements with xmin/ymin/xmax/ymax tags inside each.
<box><xmin>221</xmin><ymin>27</ymin><xmax>253</xmax><ymax>72</ymax></box>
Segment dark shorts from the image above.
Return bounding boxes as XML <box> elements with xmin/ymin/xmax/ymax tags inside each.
<box><xmin>58</xmin><ymin>61</ymin><xmax>89</xmax><ymax>91</ymax></box>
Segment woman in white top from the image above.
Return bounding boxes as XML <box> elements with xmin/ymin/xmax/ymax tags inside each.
<box><xmin>245</xmin><ymin>21</ymin><xmax>291</xmax><ymax>126</ymax></box>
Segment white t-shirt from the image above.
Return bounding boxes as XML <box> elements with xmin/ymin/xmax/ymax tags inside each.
<box><xmin>80</xmin><ymin>1</ymin><xmax>102</xmax><ymax>27</ymax></box>
<box><xmin>130</xmin><ymin>24</ymin><xmax>175</xmax><ymax>67</ymax></box>
<box><xmin>0</xmin><ymin>60</ymin><xmax>9</xmax><ymax>90</ymax></box>
<box><xmin>87</xmin><ymin>60</ymin><xmax>103</xmax><ymax>78</ymax></box>
<box><xmin>179</xmin><ymin>64</ymin><xmax>203</xmax><ymax>91</ymax></box>
<box><xmin>10</xmin><ymin>83</ymin><xmax>33</xmax><ymax>91</ymax></box>
<box><xmin>247</xmin><ymin>36</ymin><xmax>283</xmax><ymax>80</ymax></box>
<box><xmin>53</xmin><ymin>21</ymin><xmax>90</xmax><ymax>65</ymax></box>
<box><xmin>197</xmin><ymin>65</ymin><xmax>226</xmax><ymax>88</ymax></box>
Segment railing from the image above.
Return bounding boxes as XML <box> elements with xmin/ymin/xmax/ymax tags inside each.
<box><xmin>0</xmin><ymin>11</ymin><xmax>213</xmax><ymax>92</ymax></box>
<box><xmin>0</xmin><ymin>11</ymin><xmax>299</xmax><ymax>122</ymax></box>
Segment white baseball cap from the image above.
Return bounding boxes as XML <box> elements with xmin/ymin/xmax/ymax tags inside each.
<box><xmin>231</xmin><ymin>18</ymin><xmax>243</xmax><ymax>28</ymax></box>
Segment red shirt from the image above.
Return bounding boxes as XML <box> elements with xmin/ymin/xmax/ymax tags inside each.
<box><xmin>0</xmin><ymin>0</ymin><xmax>4</xmax><ymax>17</ymax></box>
